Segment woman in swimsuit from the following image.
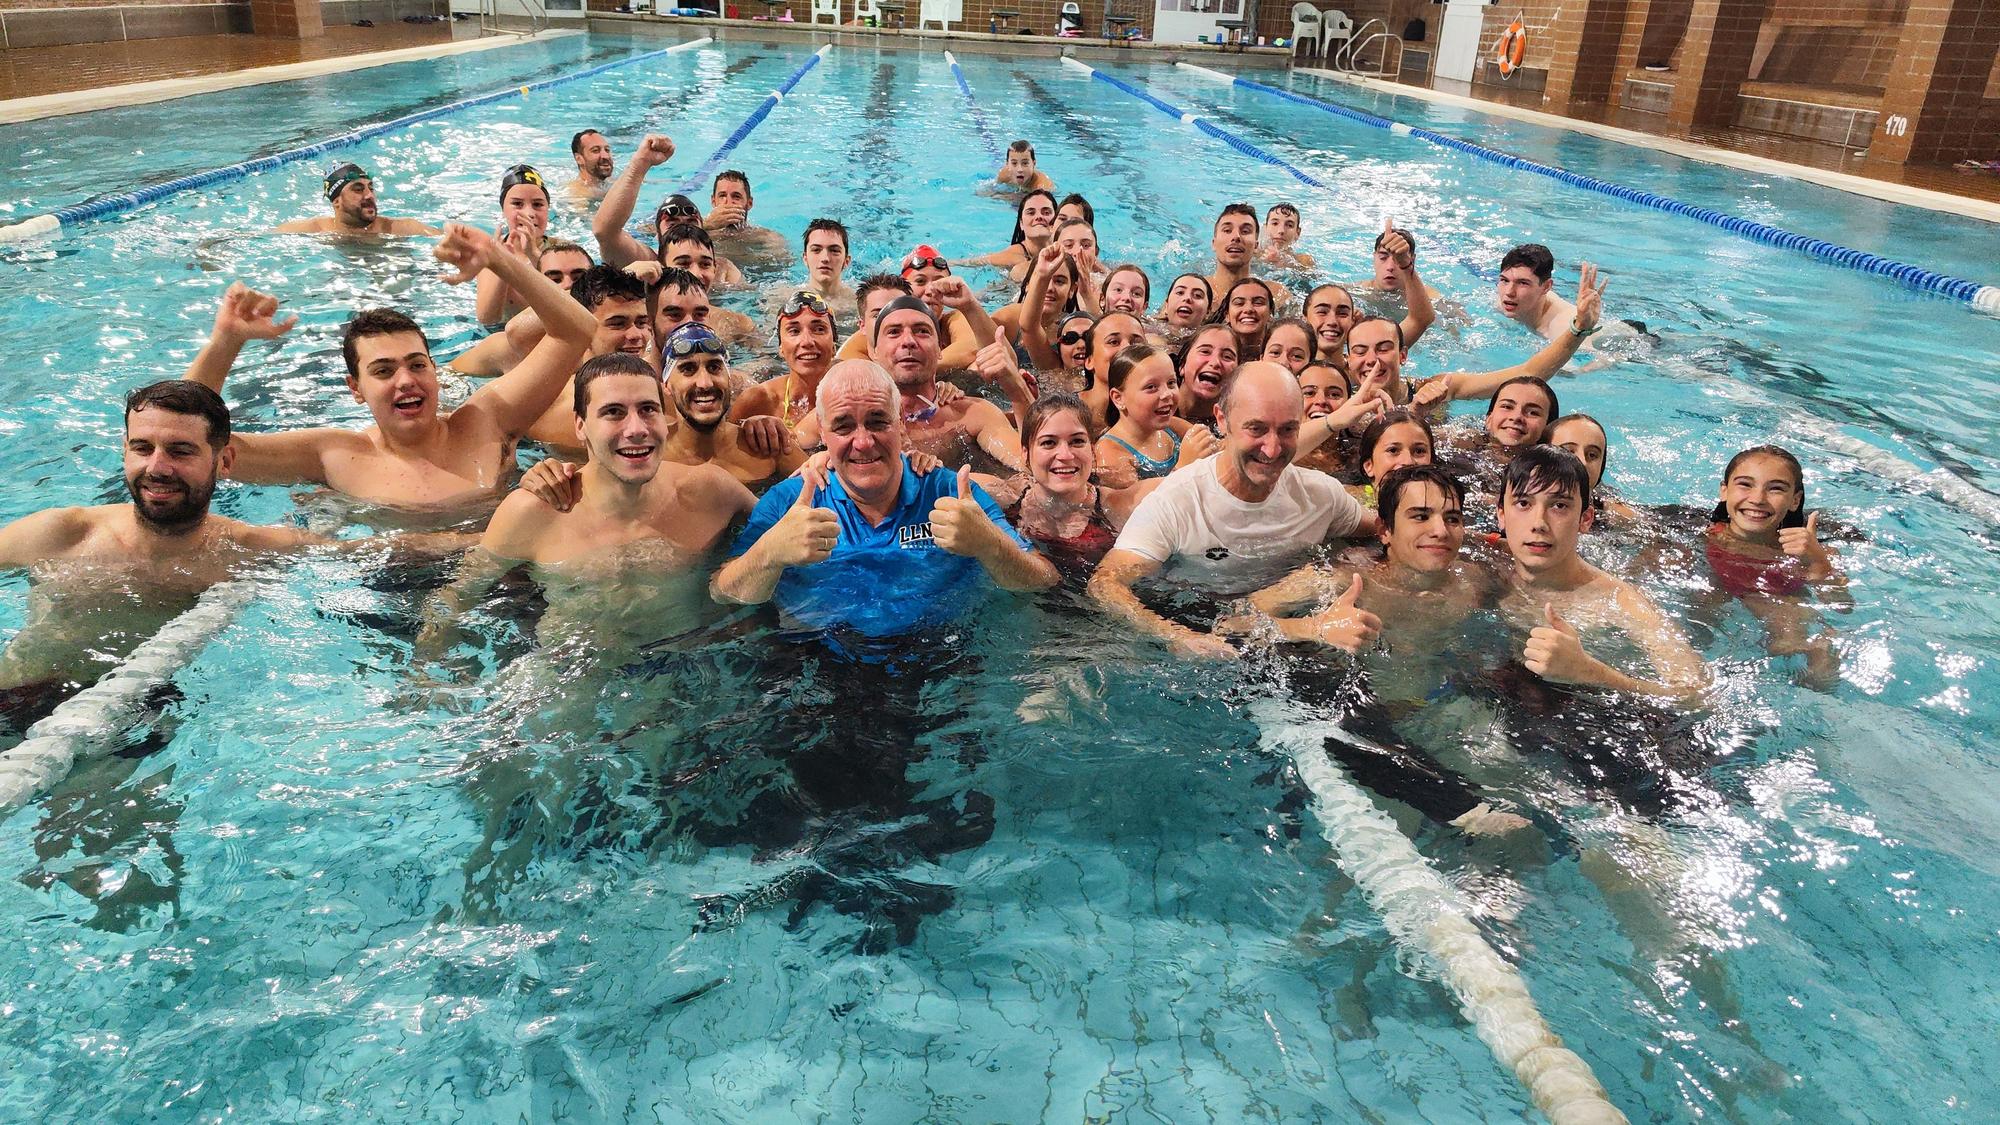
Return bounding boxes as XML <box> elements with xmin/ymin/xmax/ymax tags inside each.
<box><xmin>1705</xmin><ymin>445</ymin><xmax>1848</xmax><ymax>686</ymax></box>
<box><xmin>1174</xmin><ymin>323</ymin><xmax>1238</xmax><ymax>432</ymax></box>
<box><xmin>998</xmin><ymin>392</ymin><xmax>1153</xmax><ymax>577</ymax></box>
<box><xmin>1259</xmin><ymin>316</ymin><xmax>1317</xmax><ymax>376</ymax></box>
<box><xmin>1094</xmin><ymin>343</ymin><xmax>1214</xmax><ymax>488</ymax></box>
<box><xmin>965</xmin><ymin>188</ymin><xmax>1058</xmax><ymax>276</ymax></box>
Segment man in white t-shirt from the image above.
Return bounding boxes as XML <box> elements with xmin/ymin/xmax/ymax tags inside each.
<box><xmin>1089</xmin><ymin>362</ymin><xmax>1379</xmax><ymax>658</ymax></box>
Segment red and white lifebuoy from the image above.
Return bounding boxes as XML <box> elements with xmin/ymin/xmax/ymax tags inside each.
<box><xmin>1495</xmin><ymin>19</ymin><xmax>1527</xmax><ymax>79</ymax></box>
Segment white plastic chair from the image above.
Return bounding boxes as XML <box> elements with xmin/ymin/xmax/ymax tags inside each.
<box><xmin>810</xmin><ymin>0</ymin><xmax>839</xmax><ymax>23</ymax></box>
<box><xmin>1057</xmin><ymin>0</ymin><xmax>1081</xmax><ymax>35</ymax></box>
<box><xmin>852</xmin><ymin>0</ymin><xmax>880</xmax><ymax>22</ymax></box>
<box><xmin>918</xmin><ymin>0</ymin><xmax>952</xmax><ymax>29</ymax></box>
<box><xmin>1289</xmin><ymin>3</ymin><xmax>1321</xmax><ymax>58</ymax></box>
<box><xmin>1321</xmin><ymin>8</ymin><xmax>1353</xmax><ymax>63</ymax></box>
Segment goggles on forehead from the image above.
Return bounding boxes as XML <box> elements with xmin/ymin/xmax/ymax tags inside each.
<box><xmin>780</xmin><ymin>290</ymin><xmax>830</xmax><ymax>318</ymax></box>
<box><xmin>902</xmin><ymin>254</ymin><xmax>949</xmax><ymax>273</ymax></box>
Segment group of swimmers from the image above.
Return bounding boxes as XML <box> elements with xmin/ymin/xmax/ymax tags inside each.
<box><xmin>0</xmin><ymin>123</ymin><xmax>1854</xmax><ymax>909</ymax></box>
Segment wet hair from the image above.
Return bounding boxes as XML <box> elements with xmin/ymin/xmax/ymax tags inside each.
<box><xmin>1086</xmin><ymin>312</ymin><xmax>1144</xmax><ymax>365</ymax></box>
<box><xmin>1175</xmin><ymin>323</ymin><xmax>1237</xmax><ymax>376</ymax></box>
<box><xmin>1056</xmin><ymin>192</ymin><xmax>1095</xmax><ymax>225</ymax></box>
<box><xmin>572</xmin><ymin>351</ymin><xmax>661</xmax><ymax>417</ymax></box>
<box><xmin>1015</xmin><ymin>253</ymin><xmax>1081</xmax><ymax>316</ymax></box>
<box><xmin>802</xmin><ymin>217</ymin><xmax>849</xmax><ymax>254</ymax></box>
<box><xmin>1053</xmin><ymin>217</ymin><xmax>1095</xmax><ymax>244</ymax></box>
<box><xmin>1266</xmin><ymin>202</ymin><xmax>1300</xmax><ymax>224</ymax></box>
<box><xmin>656</xmin><ymin>266</ymin><xmax>706</xmax><ymax>295</ymax></box>
<box><xmin>1377</xmin><ymin>463</ymin><xmax>1466</xmax><ymax>529</ymax></box>
<box><xmin>1483</xmin><ymin>375</ymin><xmax>1559</xmax><ymax>440</ymax></box>
<box><xmin>1262</xmin><ymin>317</ymin><xmax>1317</xmax><ymax>364</ymax></box>
<box><xmin>126</xmin><ymin>380</ymin><xmax>229</xmax><ymax>448</ymax></box>
<box><xmin>1345</xmin><ymin>313</ymin><xmax>1405</xmax><ymax>354</ymax></box>
<box><xmin>1299</xmin><ymin>360</ymin><xmax>1351</xmax><ymax>401</ymax></box>
<box><xmin>1102</xmin><ymin>341</ymin><xmax>1167</xmax><ymax>428</ymax></box>
<box><xmin>658</xmin><ymin>220</ymin><xmax>714</xmax><ymax>260</ymax></box>
<box><xmin>569</xmin><ymin>129</ymin><xmax>604</xmax><ymax>155</ymax></box>
<box><xmin>1500</xmin><ymin>444</ymin><xmax>1593</xmax><ymax>511</ymax></box>
<box><xmin>1500</xmin><ymin>243</ymin><xmax>1555</xmax><ymax>283</ymax></box>
<box><xmin>571</xmin><ymin>264</ymin><xmax>648</xmax><ymax>312</ymax></box>
<box><xmin>1007</xmin><ymin>139</ymin><xmax>1036</xmax><ymax>160</ymax></box>
<box><xmin>1373</xmin><ymin>225</ymin><xmax>1417</xmax><ymax>261</ymax></box>
<box><xmin>1215</xmin><ymin>277</ymin><xmax>1277</xmax><ymax>352</ymax></box>
<box><xmin>1008</xmin><ymin>188</ymin><xmax>1060</xmax><ymax>247</ymax></box>
<box><xmin>1710</xmin><ymin>444</ymin><xmax>1809</xmax><ymax>527</ymax></box>
<box><xmin>1214</xmin><ymin>202</ymin><xmax>1258</xmax><ymax>230</ymax></box>
<box><xmin>340</xmin><ymin>308</ymin><xmax>429</xmax><ymax>380</ymax></box>
<box><xmin>856</xmin><ymin>273</ymin><xmax>913</xmax><ymax>325</ymax></box>
<box><xmin>1100</xmin><ymin>263</ymin><xmax>1150</xmax><ymax>308</ymax></box>
<box><xmin>1021</xmin><ymin>390</ymin><xmax>1090</xmax><ymax>451</ymax></box>
<box><xmin>712</xmin><ymin>169</ymin><xmax>752</xmax><ymax>201</ymax></box>
<box><xmin>1307</xmin><ymin>281</ymin><xmax>1357</xmax><ymax>313</ymax></box>
<box><xmin>1358</xmin><ymin>408</ymin><xmax>1435</xmax><ymax>479</ymax></box>
<box><xmin>538</xmin><ymin>238</ymin><xmax>591</xmax><ymax>263</ymax></box>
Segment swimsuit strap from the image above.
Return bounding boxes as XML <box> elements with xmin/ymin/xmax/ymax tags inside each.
<box><xmin>1103</xmin><ymin>432</ymin><xmax>1176</xmax><ymax>475</ymax></box>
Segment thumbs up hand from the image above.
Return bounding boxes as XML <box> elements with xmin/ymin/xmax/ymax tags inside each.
<box><xmin>1306</xmin><ymin>574</ymin><xmax>1383</xmax><ymax>653</ymax></box>
<box><xmin>1779</xmin><ymin>510</ymin><xmax>1837</xmax><ymax>582</ymax></box>
<box><xmin>771</xmin><ymin>462</ymin><xmax>839</xmax><ymax>567</ymax></box>
<box><xmin>1523</xmin><ymin>603</ymin><xmax>1599</xmax><ymax>685</ymax></box>
<box><xmin>929</xmin><ymin>464</ymin><xmax>993</xmax><ymax>557</ymax></box>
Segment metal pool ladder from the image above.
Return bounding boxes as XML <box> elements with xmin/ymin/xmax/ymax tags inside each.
<box><xmin>1333</xmin><ymin>17</ymin><xmax>1403</xmax><ymax>79</ymax></box>
<box><xmin>481</xmin><ymin>0</ymin><xmax>549</xmax><ymax>36</ymax></box>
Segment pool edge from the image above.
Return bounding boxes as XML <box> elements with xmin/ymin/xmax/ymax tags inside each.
<box><xmin>0</xmin><ymin>28</ymin><xmax>587</xmax><ymax>126</ymax></box>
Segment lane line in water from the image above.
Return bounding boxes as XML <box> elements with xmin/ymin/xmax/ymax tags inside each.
<box><xmin>1257</xmin><ymin>701</ymin><xmax>1630</xmax><ymax>1124</ymax></box>
<box><xmin>1057</xmin><ymin>56</ymin><xmax>1326</xmax><ymax>188</ymax></box>
<box><xmin>0</xmin><ymin>579</ymin><xmax>259</xmax><ymax>818</ymax></box>
<box><xmin>0</xmin><ymin>37</ymin><xmax>716</xmax><ymax>246</ymax></box>
<box><xmin>943</xmin><ymin>51</ymin><xmax>1007</xmax><ymax>166</ymax></box>
<box><xmin>1172</xmin><ymin>63</ymin><xmax>2000</xmax><ymax>316</ymax></box>
<box><xmin>675</xmin><ymin>45</ymin><xmax>833</xmax><ymax>197</ymax></box>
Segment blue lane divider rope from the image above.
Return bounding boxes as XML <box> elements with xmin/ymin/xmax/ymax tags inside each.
<box><xmin>944</xmin><ymin>51</ymin><xmax>1007</xmax><ymax>165</ymax></box>
<box><xmin>676</xmin><ymin>45</ymin><xmax>831</xmax><ymax>196</ymax></box>
<box><xmin>1184</xmin><ymin>65</ymin><xmax>2000</xmax><ymax>314</ymax></box>
<box><xmin>0</xmin><ymin>37</ymin><xmax>715</xmax><ymax>245</ymax></box>
<box><xmin>1059</xmin><ymin>56</ymin><xmax>1325</xmax><ymax>188</ymax></box>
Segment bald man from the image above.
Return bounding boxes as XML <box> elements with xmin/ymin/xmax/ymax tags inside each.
<box><xmin>1088</xmin><ymin>362</ymin><xmax>1377</xmax><ymax>658</ymax></box>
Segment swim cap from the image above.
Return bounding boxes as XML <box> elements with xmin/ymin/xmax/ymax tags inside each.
<box><xmin>498</xmin><ymin>164</ymin><xmax>548</xmax><ymax>203</ymax></box>
<box><xmin>900</xmin><ymin>244</ymin><xmax>948</xmax><ymax>277</ymax></box>
<box><xmin>664</xmin><ymin>321</ymin><xmax>727</xmax><ymax>361</ymax></box>
<box><xmin>323</xmin><ymin>162</ymin><xmax>370</xmax><ymax>202</ymax></box>
<box><xmin>872</xmin><ymin>294</ymin><xmax>937</xmax><ymax>344</ymax></box>
<box><xmin>654</xmin><ymin>194</ymin><xmax>700</xmax><ymax>230</ymax></box>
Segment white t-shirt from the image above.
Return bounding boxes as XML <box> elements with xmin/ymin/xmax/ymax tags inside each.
<box><xmin>1112</xmin><ymin>458</ymin><xmax>1366</xmax><ymax>592</ymax></box>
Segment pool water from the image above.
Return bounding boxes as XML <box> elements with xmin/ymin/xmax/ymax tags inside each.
<box><xmin>4</xmin><ymin>33</ymin><xmax>2000</xmax><ymax>1122</ymax></box>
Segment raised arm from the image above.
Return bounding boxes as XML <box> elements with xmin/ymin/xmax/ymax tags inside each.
<box><xmin>930</xmin><ymin>467</ymin><xmax>1058</xmax><ymax>591</ymax></box>
<box><xmin>593</xmin><ymin>134</ymin><xmax>675</xmax><ymax>269</ymax></box>
<box><xmin>442</xmin><ymin>225</ymin><xmax>595</xmax><ymax>439</ymax></box>
<box><xmin>184</xmin><ymin>281</ymin><xmax>299</xmax><ymax>393</ymax></box>
<box><xmin>473</xmin><ymin>223</ymin><xmax>537</xmax><ymax>327</ymax></box>
<box><xmin>1380</xmin><ymin>220</ymin><xmax>1436</xmax><ymax>349</ymax></box>
<box><xmin>1017</xmin><ymin>244</ymin><xmax>1066</xmax><ymax>371</ymax></box>
<box><xmin>1415</xmin><ymin>264</ymin><xmax>1606</xmax><ymax>406</ymax></box>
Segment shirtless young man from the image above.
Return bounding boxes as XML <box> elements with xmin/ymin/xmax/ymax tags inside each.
<box><xmin>565</xmin><ymin>129</ymin><xmax>616</xmax><ymax>205</ymax></box>
<box><xmin>182</xmin><ymin>225</ymin><xmax>594</xmax><ymax>515</ymax></box>
<box><xmin>527</xmin><ymin>324</ymin><xmax>805</xmax><ymax>501</ymax></box>
<box><xmin>274</xmin><ymin>162</ymin><xmax>438</xmax><ymax>237</ymax></box>
<box><xmin>1206</xmin><ymin>203</ymin><xmax>1292</xmax><ymax>312</ymax></box>
<box><xmin>787</xmin><ymin>218</ymin><xmax>856</xmax><ymax>316</ymax></box>
<box><xmin>995</xmin><ymin>140</ymin><xmax>1057</xmax><ymax>192</ymax></box>
<box><xmin>703</xmin><ymin>169</ymin><xmax>793</xmax><ymax>266</ymax></box>
<box><xmin>1496</xmin><ymin>243</ymin><xmax>1580</xmax><ymax>340</ymax></box>
<box><xmin>1408</xmin><ymin>263</ymin><xmax>1606</xmax><ymax>410</ymax></box>
<box><xmin>659</xmin><ymin>224</ymin><xmax>755</xmax><ymax>341</ymax></box>
<box><xmin>1359</xmin><ymin>223</ymin><xmax>1443</xmax><ymax>303</ymax></box>
<box><xmin>522</xmin><ymin>265</ymin><xmax>659</xmax><ymax>447</ymax></box>
<box><xmin>1259</xmin><ymin>203</ymin><xmax>1315</xmax><ymax>271</ymax></box>
<box><xmin>419</xmin><ymin>352</ymin><xmax>756</xmax><ymax>657</ymax></box>
<box><xmin>590</xmin><ymin>134</ymin><xmax>744</xmax><ymax>286</ymax></box>
<box><xmin>0</xmin><ymin>382</ymin><xmax>325</xmax><ymax>696</ymax></box>
<box><xmin>835</xmin><ymin>259</ymin><xmax>982</xmax><ymax>372</ymax></box>
<box><xmin>801</xmin><ymin>295</ymin><xmax>1025</xmax><ymax>473</ymax></box>
<box><xmin>1496</xmin><ymin>446</ymin><xmax>1709</xmax><ymax>700</ymax></box>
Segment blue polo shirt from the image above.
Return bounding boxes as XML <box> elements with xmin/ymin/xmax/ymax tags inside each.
<box><xmin>729</xmin><ymin>457</ymin><xmax>1034</xmax><ymax>638</ymax></box>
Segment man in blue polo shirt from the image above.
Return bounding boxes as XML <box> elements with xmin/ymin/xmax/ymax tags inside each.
<box><xmin>714</xmin><ymin>360</ymin><xmax>1057</xmax><ymax>637</ymax></box>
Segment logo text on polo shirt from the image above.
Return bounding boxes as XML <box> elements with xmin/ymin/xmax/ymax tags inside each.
<box><xmin>898</xmin><ymin>522</ymin><xmax>936</xmax><ymax>549</ymax></box>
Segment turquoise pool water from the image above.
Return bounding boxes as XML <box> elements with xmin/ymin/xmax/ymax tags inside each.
<box><xmin>3</xmin><ymin>33</ymin><xmax>2000</xmax><ymax>1122</ymax></box>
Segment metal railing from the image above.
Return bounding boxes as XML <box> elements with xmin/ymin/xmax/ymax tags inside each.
<box><xmin>481</xmin><ymin>0</ymin><xmax>548</xmax><ymax>36</ymax></box>
<box><xmin>1333</xmin><ymin>17</ymin><xmax>1401</xmax><ymax>79</ymax></box>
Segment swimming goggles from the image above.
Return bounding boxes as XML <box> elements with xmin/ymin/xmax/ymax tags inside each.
<box><xmin>656</xmin><ymin>197</ymin><xmax>700</xmax><ymax>222</ymax></box>
<box><xmin>664</xmin><ymin>323</ymin><xmax>728</xmax><ymax>359</ymax></box>
<box><xmin>902</xmin><ymin>254</ymin><xmax>949</xmax><ymax>273</ymax></box>
<box><xmin>1058</xmin><ymin>330</ymin><xmax>1090</xmax><ymax>346</ymax></box>
<box><xmin>780</xmin><ymin>290</ymin><xmax>830</xmax><ymax>318</ymax></box>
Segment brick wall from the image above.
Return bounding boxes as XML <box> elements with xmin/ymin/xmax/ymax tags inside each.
<box><xmin>0</xmin><ymin>1</ymin><xmax>253</xmax><ymax>46</ymax></box>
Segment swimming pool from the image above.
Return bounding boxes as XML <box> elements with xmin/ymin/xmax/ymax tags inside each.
<box><xmin>3</xmin><ymin>31</ymin><xmax>2000</xmax><ymax>1121</ymax></box>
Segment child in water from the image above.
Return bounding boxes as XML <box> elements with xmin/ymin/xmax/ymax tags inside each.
<box><xmin>1705</xmin><ymin>444</ymin><xmax>1849</xmax><ymax>688</ymax></box>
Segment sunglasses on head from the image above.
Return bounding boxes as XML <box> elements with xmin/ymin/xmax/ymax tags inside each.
<box><xmin>658</xmin><ymin>203</ymin><xmax>698</xmax><ymax>221</ymax></box>
<box><xmin>780</xmin><ymin>290</ymin><xmax>830</xmax><ymax>318</ymax></box>
<box><xmin>666</xmin><ymin>331</ymin><xmax>727</xmax><ymax>359</ymax></box>
<box><xmin>903</xmin><ymin>255</ymin><xmax>949</xmax><ymax>273</ymax></box>
<box><xmin>1058</xmin><ymin>330</ymin><xmax>1089</xmax><ymax>346</ymax></box>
